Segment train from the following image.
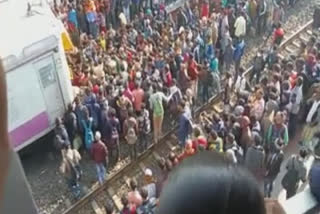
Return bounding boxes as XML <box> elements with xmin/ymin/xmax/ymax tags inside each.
<box><xmin>0</xmin><ymin>0</ymin><xmax>73</xmax><ymax>151</ymax></box>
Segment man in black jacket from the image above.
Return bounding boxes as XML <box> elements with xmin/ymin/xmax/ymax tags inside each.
<box><xmin>264</xmin><ymin>140</ymin><xmax>284</xmax><ymax>198</ymax></box>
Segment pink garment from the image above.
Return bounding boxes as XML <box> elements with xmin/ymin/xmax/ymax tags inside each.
<box><xmin>201</xmin><ymin>3</ymin><xmax>209</xmax><ymax>18</ymax></box>
<box><xmin>123</xmin><ymin>88</ymin><xmax>134</xmax><ymax>103</ymax></box>
<box><xmin>128</xmin><ymin>190</ymin><xmax>143</xmax><ymax>208</ymax></box>
<box><xmin>132</xmin><ymin>88</ymin><xmax>145</xmax><ymax>112</ymax></box>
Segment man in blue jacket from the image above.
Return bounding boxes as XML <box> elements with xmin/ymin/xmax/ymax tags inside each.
<box><xmin>233</xmin><ymin>37</ymin><xmax>245</xmax><ymax>81</ymax></box>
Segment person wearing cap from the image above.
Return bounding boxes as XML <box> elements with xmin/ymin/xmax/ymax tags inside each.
<box><xmin>91</xmin><ymin>131</ymin><xmax>108</xmax><ymax>184</ymax></box>
<box><xmin>143</xmin><ymin>168</ymin><xmax>157</xmax><ymax>199</ymax></box>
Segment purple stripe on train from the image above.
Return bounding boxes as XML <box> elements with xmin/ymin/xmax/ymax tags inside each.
<box><xmin>9</xmin><ymin>112</ymin><xmax>50</xmax><ymax>148</ymax></box>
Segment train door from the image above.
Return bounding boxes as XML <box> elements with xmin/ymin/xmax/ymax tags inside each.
<box><xmin>33</xmin><ymin>54</ymin><xmax>65</xmax><ymax>125</ymax></box>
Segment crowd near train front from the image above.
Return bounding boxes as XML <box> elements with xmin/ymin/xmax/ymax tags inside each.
<box><xmin>51</xmin><ymin>0</ymin><xmax>320</xmax><ymax>213</ymax></box>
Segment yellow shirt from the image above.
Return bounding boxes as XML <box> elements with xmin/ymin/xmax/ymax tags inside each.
<box><xmin>208</xmin><ymin>137</ymin><xmax>223</xmax><ymax>153</ymax></box>
<box><xmin>100</xmin><ymin>37</ymin><xmax>106</xmax><ymax>51</ymax></box>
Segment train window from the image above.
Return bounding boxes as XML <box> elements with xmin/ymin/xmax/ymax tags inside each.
<box><xmin>38</xmin><ymin>63</ymin><xmax>56</xmax><ymax>88</ymax></box>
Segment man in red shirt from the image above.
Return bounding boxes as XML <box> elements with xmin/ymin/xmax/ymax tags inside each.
<box><xmin>192</xmin><ymin>127</ymin><xmax>208</xmax><ymax>151</ymax></box>
<box><xmin>201</xmin><ymin>0</ymin><xmax>209</xmax><ymax>18</ymax></box>
<box><xmin>132</xmin><ymin>83</ymin><xmax>145</xmax><ymax>113</ymax></box>
<box><xmin>91</xmin><ymin>131</ymin><xmax>108</xmax><ymax>184</ymax></box>
<box><xmin>188</xmin><ymin>54</ymin><xmax>199</xmax><ymax>99</ymax></box>
<box><xmin>273</xmin><ymin>23</ymin><xmax>284</xmax><ymax>46</ymax></box>
<box><xmin>178</xmin><ymin>140</ymin><xmax>195</xmax><ymax>162</ymax></box>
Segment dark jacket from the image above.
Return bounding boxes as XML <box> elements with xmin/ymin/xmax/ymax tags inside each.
<box><xmin>64</xmin><ymin>111</ymin><xmax>77</xmax><ymax>139</ymax></box>
<box><xmin>310</xmin><ymin>160</ymin><xmax>320</xmax><ymax>202</ymax></box>
<box><xmin>244</xmin><ymin>145</ymin><xmax>265</xmax><ymax>178</ymax></box>
<box><xmin>265</xmin><ymin>151</ymin><xmax>284</xmax><ymax>180</ymax></box>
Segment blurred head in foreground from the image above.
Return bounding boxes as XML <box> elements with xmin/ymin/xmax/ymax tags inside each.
<box><xmin>158</xmin><ymin>151</ymin><xmax>266</xmax><ymax>214</ymax></box>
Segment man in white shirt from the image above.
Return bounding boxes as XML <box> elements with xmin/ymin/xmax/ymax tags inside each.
<box><xmin>288</xmin><ymin>77</ymin><xmax>303</xmax><ymax>137</ymax></box>
<box><xmin>234</xmin><ymin>67</ymin><xmax>247</xmax><ymax>95</ymax></box>
<box><xmin>306</xmin><ymin>96</ymin><xmax>320</xmax><ymax>124</ymax></box>
<box><xmin>234</xmin><ymin>12</ymin><xmax>246</xmax><ymax>38</ymax></box>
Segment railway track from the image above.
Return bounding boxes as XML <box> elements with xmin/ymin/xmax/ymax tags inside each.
<box><xmin>63</xmin><ymin>20</ymin><xmax>314</xmax><ymax>214</ymax></box>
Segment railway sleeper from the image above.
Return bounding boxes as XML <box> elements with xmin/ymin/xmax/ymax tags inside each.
<box><xmin>107</xmin><ymin>187</ymin><xmax>123</xmax><ymax>211</ymax></box>
<box><xmin>91</xmin><ymin>200</ymin><xmax>103</xmax><ymax>214</ymax></box>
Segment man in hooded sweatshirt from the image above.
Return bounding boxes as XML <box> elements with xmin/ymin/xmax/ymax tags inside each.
<box><xmin>245</xmin><ymin>135</ymin><xmax>265</xmax><ymax>183</ymax></box>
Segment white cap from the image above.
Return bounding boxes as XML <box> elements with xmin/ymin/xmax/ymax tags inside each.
<box><xmin>179</xmin><ymin>26</ymin><xmax>185</xmax><ymax>34</ymax></box>
<box><xmin>145</xmin><ymin>168</ymin><xmax>152</xmax><ymax>176</ymax></box>
<box><xmin>95</xmin><ymin>131</ymin><xmax>101</xmax><ymax>141</ymax></box>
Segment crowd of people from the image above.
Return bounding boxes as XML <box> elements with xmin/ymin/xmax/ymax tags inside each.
<box><xmin>50</xmin><ymin>0</ymin><xmax>320</xmax><ymax>212</ymax></box>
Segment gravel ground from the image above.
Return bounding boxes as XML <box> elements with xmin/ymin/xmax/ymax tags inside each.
<box><xmin>21</xmin><ymin>1</ymin><xmax>320</xmax><ymax>213</ymax></box>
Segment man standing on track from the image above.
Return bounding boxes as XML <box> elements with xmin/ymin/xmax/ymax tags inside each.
<box><xmin>91</xmin><ymin>131</ymin><xmax>108</xmax><ymax>185</ymax></box>
<box><xmin>233</xmin><ymin>37</ymin><xmax>246</xmax><ymax>81</ymax></box>
<box><xmin>264</xmin><ymin>139</ymin><xmax>284</xmax><ymax>198</ymax></box>
<box><xmin>282</xmin><ymin>149</ymin><xmax>308</xmax><ymax>199</ymax></box>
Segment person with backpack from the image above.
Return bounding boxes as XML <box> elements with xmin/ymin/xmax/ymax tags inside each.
<box><xmin>136</xmin><ymin>188</ymin><xmax>157</xmax><ymax>214</ymax></box>
<box><xmin>91</xmin><ymin>131</ymin><xmax>108</xmax><ymax>185</ymax></box>
<box><xmin>124</xmin><ymin>111</ymin><xmax>139</xmax><ymax>160</ymax></box>
<box><xmin>225</xmin><ymin>133</ymin><xmax>244</xmax><ymax>164</ymax></box>
<box><xmin>282</xmin><ymin>148</ymin><xmax>308</xmax><ymax>199</ymax></box>
<box><xmin>264</xmin><ymin>139</ymin><xmax>284</xmax><ymax>198</ymax></box>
